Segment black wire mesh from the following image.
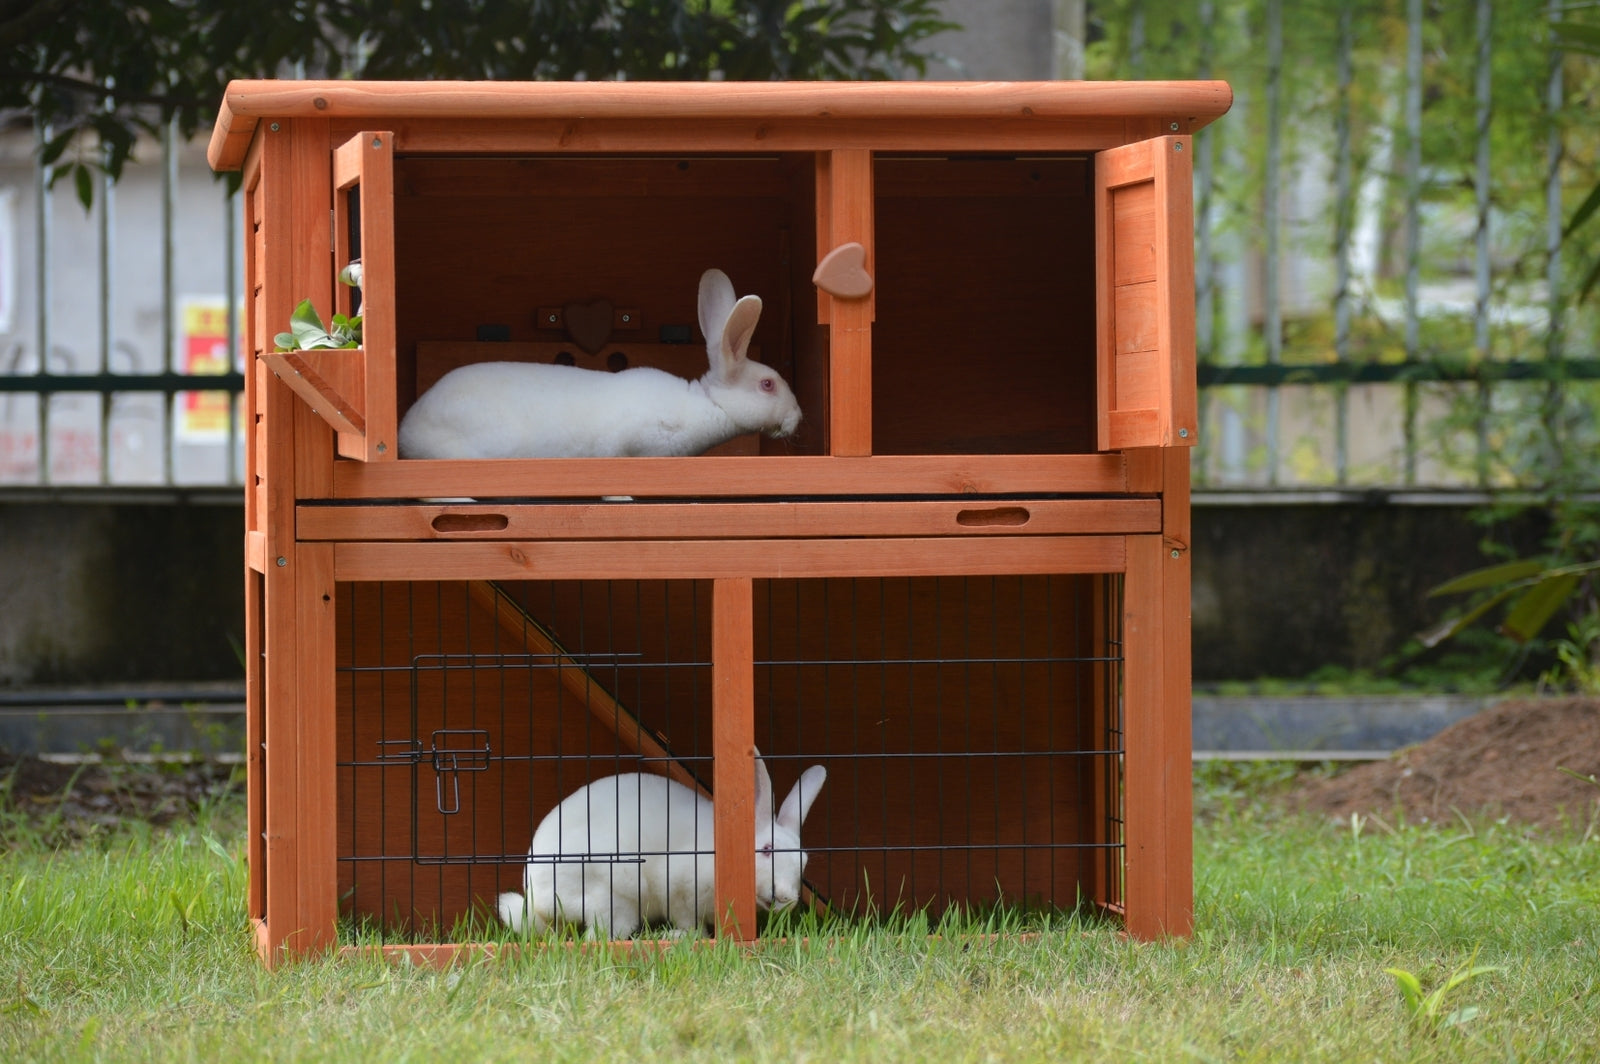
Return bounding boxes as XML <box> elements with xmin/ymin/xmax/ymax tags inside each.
<box><xmin>335</xmin><ymin>574</ymin><xmax>1125</xmax><ymax>943</ymax></box>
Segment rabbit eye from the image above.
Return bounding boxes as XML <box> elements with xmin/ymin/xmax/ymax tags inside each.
<box><xmin>760</xmin><ymin>378</ymin><xmax>775</xmax><ymax>393</ymax></box>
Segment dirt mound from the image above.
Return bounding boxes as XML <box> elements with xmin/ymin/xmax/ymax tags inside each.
<box><xmin>1289</xmin><ymin>697</ymin><xmax>1600</xmax><ymax>830</ymax></box>
<box><xmin>0</xmin><ymin>751</ymin><xmax>241</xmax><ymax>842</ymax></box>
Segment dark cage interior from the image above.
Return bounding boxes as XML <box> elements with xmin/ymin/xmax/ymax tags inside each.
<box><xmin>336</xmin><ymin>575</ymin><xmax>1125</xmax><ymax>943</ymax></box>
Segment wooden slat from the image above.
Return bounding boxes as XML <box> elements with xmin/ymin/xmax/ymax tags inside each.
<box><xmin>464</xmin><ymin>581</ymin><xmax>709</xmax><ymax>798</ymax></box>
<box><xmin>821</xmin><ymin>149</ymin><xmax>874</xmax><ymax>456</ymax></box>
<box><xmin>712</xmin><ymin>578</ymin><xmax>757</xmax><ymax>941</ymax></box>
<box><xmin>290</xmin><ymin>118</ymin><xmax>337</xmax><ymax>501</ymax></box>
<box><xmin>399</xmin><ymin>157</ymin><xmax>798</xmax><ymax>200</ymax></box>
<box><xmin>209</xmin><ymin>80</ymin><xmax>1235</xmax><ymax>169</ymax></box>
<box><xmin>244</xmin><ymin>570</ymin><xmax>265</xmax><ymax>942</ymax></box>
<box><xmin>332</xmin><ymin>536</ymin><xmax>1127</xmax><ymax>583</ymax></box>
<box><xmin>356</xmin><ymin>132</ymin><xmax>398</xmax><ymax>461</ymax></box>
<box><xmin>262</xmin><ymin>351</ymin><xmax>367</xmax><ymax>437</ymax></box>
<box><xmin>245</xmin><ymin>530</ymin><xmax>267</xmax><ymax>572</ymax></box>
<box><xmin>294</xmin><ymin>541</ymin><xmax>339</xmax><ymax>958</ymax></box>
<box><xmin>297</xmin><ymin>498</ymin><xmax>1162</xmax><ymax>542</ymax></box>
<box><xmin>332</xmin><ymin>453</ymin><xmax>1129</xmax><ymax>500</ymax></box>
<box><xmin>1094</xmin><ymin>136</ymin><xmax>1197</xmax><ymax>451</ymax></box>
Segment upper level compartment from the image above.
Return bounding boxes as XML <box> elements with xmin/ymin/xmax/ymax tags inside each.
<box><xmin>210</xmin><ymin>81</ymin><xmax>1230</xmax><ymax>496</ymax></box>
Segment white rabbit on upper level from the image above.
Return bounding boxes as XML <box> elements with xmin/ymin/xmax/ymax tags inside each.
<box><xmin>396</xmin><ymin>269</ymin><xmax>801</xmax><ymax>459</ymax></box>
<box><xmin>496</xmin><ymin>752</ymin><xmax>827</xmax><ymax>939</ymax></box>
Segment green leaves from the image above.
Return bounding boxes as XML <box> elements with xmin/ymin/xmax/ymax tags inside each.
<box><xmin>1422</xmin><ymin>558</ymin><xmax>1600</xmax><ymax>648</ymax></box>
<box><xmin>1384</xmin><ymin>952</ymin><xmax>1500</xmax><ymax>1032</ymax></box>
<box><xmin>273</xmin><ymin>299</ymin><xmax>361</xmax><ymax>352</ymax></box>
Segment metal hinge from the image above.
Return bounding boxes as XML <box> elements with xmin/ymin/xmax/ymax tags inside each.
<box><xmin>378</xmin><ymin>729</ymin><xmax>492</xmax><ymax>815</ymax></box>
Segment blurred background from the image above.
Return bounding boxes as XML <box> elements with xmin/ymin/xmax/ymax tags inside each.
<box><xmin>0</xmin><ymin>0</ymin><xmax>1596</xmax><ymax>762</ymax></box>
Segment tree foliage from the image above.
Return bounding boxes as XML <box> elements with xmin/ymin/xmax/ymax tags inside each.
<box><xmin>0</xmin><ymin>0</ymin><xmax>955</xmax><ymax>202</ymax></box>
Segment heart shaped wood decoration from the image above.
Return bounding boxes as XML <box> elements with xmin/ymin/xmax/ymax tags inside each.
<box><xmin>563</xmin><ymin>298</ymin><xmax>615</xmax><ymax>355</ymax></box>
<box><xmin>812</xmin><ymin>242</ymin><xmax>874</xmax><ymax>299</ymax></box>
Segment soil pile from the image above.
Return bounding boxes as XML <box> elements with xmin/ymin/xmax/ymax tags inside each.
<box><xmin>0</xmin><ymin>751</ymin><xmax>241</xmax><ymax>841</ymax></box>
<box><xmin>1289</xmin><ymin>697</ymin><xmax>1600</xmax><ymax>830</ymax></box>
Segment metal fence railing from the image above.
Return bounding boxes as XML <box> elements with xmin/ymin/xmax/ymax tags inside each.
<box><xmin>1</xmin><ymin>0</ymin><xmax>1595</xmax><ymax>495</ymax></box>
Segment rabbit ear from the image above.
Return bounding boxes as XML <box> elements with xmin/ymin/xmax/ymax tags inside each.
<box><xmin>698</xmin><ymin>268</ymin><xmax>736</xmax><ymax>349</ymax></box>
<box><xmin>753</xmin><ymin>748</ymin><xmax>773</xmax><ymax>821</ymax></box>
<box><xmin>776</xmin><ymin>765</ymin><xmax>827</xmax><ymax>835</ymax></box>
<box><xmin>717</xmin><ymin>296</ymin><xmax>762</xmax><ymax>370</ymax></box>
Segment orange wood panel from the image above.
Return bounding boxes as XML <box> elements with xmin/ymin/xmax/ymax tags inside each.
<box><xmin>295</xmin><ymin>541</ymin><xmax>340</xmax><ymax>956</ymax></box>
<box><xmin>712</xmin><ymin>578</ymin><xmax>757</xmax><ymax>940</ymax></box>
<box><xmin>354</xmin><ymin>132</ymin><xmax>398</xmax><ymax>461</ymax></box>
<box><xmin>209</xmin><ymin>80</ymin><xmax>1235</xmax><ymax>170</ymax></box>
<box><xmin>289</xmin><ymin>119</ymin><xmax>336</xmax><ymax>502</ymax></box>
<box><xmin>820</xmin><ymin>149</ymin><xmax>873</xmax><ymax>456</ymax></box>
<box><xmin>246</xmin><ymin>530</ymin><xmax>267</xmax><ymax>573</ymax></box>
<box><xmin>332</xmin><ymin>453</ymin><xmax>1129</xmax><ymax>500</ymax></box>
<box><xmin>1159</xmin><ymin>447</ymin><xmax>1193</xmax><ymax>935</ymax></box>
<box><xmin>401</xmin><ymin>156</ymin><xmax>800</xmax><ymax>200</ymax></box>
<box><xmin>331</xmin><ymin>536</ymin><xmax>1127</xmax><ymax>583</ymax></box>
<box><xmin>245</xmin><ymin>569</ymin><xmax>265</xmax><ymax>927</ymax></box>
<box><xmin>296</xmin><ymin>498</ymin><xmax>1161</xmax><ymax>543</ymax></box>
<box><xmin>1094</xmin><ymin>136</ymin><xmax>1197</xmax><ymax>452</ymax></box>
<box><xmin>262</xmin><ymin>350</ymin><xmax>367</xmax><ymax>437</ymax></box>
<box><xmin>1121</xmin><ymin>531</ymin><xmax>1190</xmax><ymax>940</ymax></box>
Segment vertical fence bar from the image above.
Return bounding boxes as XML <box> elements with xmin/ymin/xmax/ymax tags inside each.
<box><xmin>1333</xmin><ymin>2</ymin><xmax>1354</xmax><ymax>486</ymax></box>
<box><xmin>1194</xmin><ymin>0</ymin><xmax>1216</xmax><ymax>485</ymax></box>
<box><xmin>1543</xmin><ymin>0</ymin><xmax>1566</xmax><ymax>477</ymax></box>
<box><xmin>1402</xmin><ymin>0</ymin><xmax>1423</xmax><ymax>485</ymax></box>
<box><xmin>33</xmin><ymin>119</ymin><xmax>51</xmax><ymax>485</ymax></box>
<box><xmin>1264</xmin><ymin>0</ymin><xmax>1282</xmax><ymax>485</ymax></box>
<box><xmin>1545</xmin><ymin>0</ymin><xmax>1564</xmax><ymax>363</ymax></box>
<box><xmin>162</xmin><ymin>112</ymin><xmax>178</xmax><ymax>485</ymax></box>
<box><xmin>98</xmin><ymin>102</ymin><xmax>114</xmax><ymax>485</ymax></box>
<box><xmin>1473</xmin><ymin>0</ymin><xmax>1493</xmax><ymax>487</ymax></box>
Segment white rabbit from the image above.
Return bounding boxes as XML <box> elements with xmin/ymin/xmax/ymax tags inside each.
<box><xmin>397</xmin><ymin>269</ymin><xmax>801</xmax><ymax>458</ymax></box>
<box><xmin>496</xmin><ymin>752</ymin><xmax>826</xmax><ymax>939</ymax></box>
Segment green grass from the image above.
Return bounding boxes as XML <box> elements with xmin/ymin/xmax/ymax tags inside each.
<box><xmin>3</xmin><ymin>784</ymin><xmax>1599</xmax><ymax>1062</ymax></box>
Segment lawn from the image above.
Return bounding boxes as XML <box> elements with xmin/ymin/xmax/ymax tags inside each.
<box><xmin>2</xmin><ymin>767</ymin><xmax>1598</xmax><ymax>1063</ymax></box>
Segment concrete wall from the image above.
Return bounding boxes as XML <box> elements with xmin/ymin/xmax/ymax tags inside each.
<box><xmin>0</xmin><ymin>501</ymin><xmax>243</xmax><ymax>686</ymax></box>
<box><xmin>0</xmin><ymin>499</ymin><xmax>1541</xmax><ymax>689</ymax></box>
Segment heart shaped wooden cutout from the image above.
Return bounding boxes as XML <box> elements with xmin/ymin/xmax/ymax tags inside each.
<box><xmin>563</xmin><ymin>298</ymin><xmax>615</xmax><ymax>355</ymax></box>
<box><xmin>812</xmin><ymin>242</ymin><xmax>874</xmax><ymax>299</ymax></box>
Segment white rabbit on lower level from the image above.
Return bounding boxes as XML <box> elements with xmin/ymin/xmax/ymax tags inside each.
<box><xmin>496</xmin><ymin>752</ymin><xmax>827</xmax><ymax>939</ymax></box>
<box><xmin>397</xmin><ymin>268</ymin><xmax>802</xmax><ymax>459</ymax></box>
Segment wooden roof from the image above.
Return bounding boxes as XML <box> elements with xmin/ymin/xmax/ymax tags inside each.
<box><xmin>208</xmin><ymin>79</ymin><xmax>1232</xmax><ymax>171</ymax></box>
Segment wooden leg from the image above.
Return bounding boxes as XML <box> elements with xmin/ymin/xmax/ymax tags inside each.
<box><xmin>712</xmin><ymin>577</ymin><xmax>757</xmax><ymax>941</ymax></box>
<box><xmin>1122</xmin><ymin>533</ymin><xmax>1193</xmax><ymax>940</ymax></box>
<box><xmin>294</xmin><ymin>541</ymin><xmax>339</xmax><ymax>957</ymax></box>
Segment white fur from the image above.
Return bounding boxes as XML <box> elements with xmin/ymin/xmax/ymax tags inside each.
<box><xmin>496</xmin><ymin>753</ymin><xmax>826</xmax><ymax>939</ymax></box>
<box><xmin>398</xmin><ymin>269</ymin><xmax>801</xmax><ymax>459</ymax></box>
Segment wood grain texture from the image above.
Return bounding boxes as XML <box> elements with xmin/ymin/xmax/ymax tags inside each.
<box><xmin>332</xmin><ymin>453</ymin><xmax>1130</xmax><ymax>500</ymax></box>
<box><xmin>209</xmin><ymin>80</ymin><xmax>1234</xmax><ymax>170</ymax></box>
<box><xmin>295</xmin><ymin>541</ymin><xmax>340</xmax><ymax>957</ymax></box>
<box><xmin>262</xmin><ymin>351</ymin><xmax>366</xmax><ymax>437</ymax></box>
<box><xmin>296</xmin><ymin>498</ymin><xmax>1161</xmax><ymax>543</ymax></box>
<box><xmin>713</xmin><ymin>578</ymin><xmax>757</xmax><ymax>940</ymax></box>
<box><xmin>1095</xmin><ymin>136</ymin><xmax>1197</xmax><ymax>450</ymax></box>
<box><xmin>331</xmin><ymin>536</ymin><xmax>1127</xmax><ymax>583</ymax></box>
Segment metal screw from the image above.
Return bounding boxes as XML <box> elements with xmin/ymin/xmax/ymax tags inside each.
<box><xmin>1170</xmin><ymin>122</ymin><xmax>1180</xmax><ymax>131</ymax></box>
<box><xmin>372</xmin><ymin>137</ymin><xmax>382</xmax><ymax>149</ymax></box>
<box><xmin>276</xmin><ymin>556</ymin><xmax>287</xmax><ymax>567</ymax></box>
<box><xmin>376</xmin><ymin>441</ymin><xmax>387</xmax><ymax>454</ymax></box>
<box><xmin>269</xmin><ymin>122</ymin><xmax>280</xmax><ymax>132</ymax></box>
<box><xmin>621</xmin><ymin>313</ymin><xmax>631</xmax><ymax>323</ymax></box>
<box><xmin>1174</xmin><ymin>142</ymin><xmax>1184</xmax><ymax>152</ymax></box>
<box><xmin>1178</xmin><ymin>427</ymin><xmax>1189</xmax><ymax>438</ymax></box>
<box><xmin>1171</xmin><ymin>549</ymin><xmax>1181</xmax><ymax>559</ymax></box>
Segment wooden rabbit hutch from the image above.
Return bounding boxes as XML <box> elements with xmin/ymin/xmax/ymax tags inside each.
<box><xmin>208</xmin><ymin>78</ymin><xmax>1231</xmax><ymax>966</ymax></box>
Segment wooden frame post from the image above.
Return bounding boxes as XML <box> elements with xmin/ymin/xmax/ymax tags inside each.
<box><xmin>817</xmin><ymin>149</ymin><xmax>875</xmax><ymax>456</ymax></box>
<box><xmin>712</xmin><ymin>577</ymin><xmax>757</xmax><ymax>941</ymax></box>
<box><xmin>1120</xmin><ymin>448</ymin><xmax>1193</xmax><ymax>940</ymax></box>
